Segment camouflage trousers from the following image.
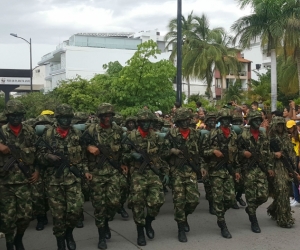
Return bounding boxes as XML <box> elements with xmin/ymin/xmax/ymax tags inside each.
<box><xmin>203</xmin><ymin>176</ymin><xmax>213</xmax><ymax>202</ymax></box>
<box><xmin>171</xmin><ymin>172</ymin><xmax>199</xmax><ymax>223</ymax></box>
<box><xmin>131</xmin><ymin>169</ymin><xmax>164</xmax><ymax>226</ymax></box>
<box><xmin>0</xmin><ymin>184</ymin><xmax>32</xmax><ymax>243</ymax></box>
<box><xmin>118</xmin><ymin>172</ymin><xmax>129</xmax><ymax>206</ymax></box>
<box><xmin>243</xmin><ymin>167</ymin><xmax>268</xmax><ymax>215</ymax></box>
<box><xmin>32</xmin><ymin>178</ymin><xmax>49</xmax><ymax>216</ymax></box>
<box><xmin>89</xmin><ymin>173</ymin><xmax>120</xmax><ymax>228</ymax></box>
<box><xmin>210</xmin><ymin>175</ymin><xmax>235</xmax><ymax>220</ymax></box>
<box><xmin>47</xmin><ymin>182</ymin><xmax>83</xmax><ymax>237</ymax></box>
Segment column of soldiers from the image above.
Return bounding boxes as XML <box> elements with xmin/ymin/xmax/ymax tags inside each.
<box><xmin>0</xmin><ymin>100</ymin><xmax>297</xmax><ymax>250</ymax></box>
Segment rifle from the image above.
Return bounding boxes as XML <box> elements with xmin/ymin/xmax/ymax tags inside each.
<box><xmin>270</xmin><ymin>138</ymin><xmax>299</xmax><ymax>186</ymax></box>
<box><xmin>212</xmin><ymin>133</ymin><xmax>234</xmax><ymax>174</ymax></box>
<box><xmin>166</xmin><ymin>133</ymin><xmax>200</xmax><ymax>173</ymax></box>
<box><xmin>121</xmin><ymin>135</ymin><xmax>160</xmax><ymax>176</ymax></box>
<box><xmin>0</xmin><ymin>130</ymin><xmax>32</xmax><ymax>179</ymax></box>
<box><xmin>80</xmin><ymin>130</ymin><xmax>123</xmax><ymax>174</ymax></box>
<box><xmin>239</xmin><ymin>136</ymin><xmax>267</xmax><ymax>174</ymax></box>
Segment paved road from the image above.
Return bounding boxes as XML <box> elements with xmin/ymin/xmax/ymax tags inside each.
<box><xmin>1</xmin><ymin>183</ymin><xmax>300</xmax><ymax>250</ymax></box>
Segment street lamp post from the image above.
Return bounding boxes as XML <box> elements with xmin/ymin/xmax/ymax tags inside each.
<box><xmin>10</xmin><ymin>33</ymin><xmax>33</xmax><ymax>92</ymax></box>
<box><xmin>176</xmin><ymin>0</ymin><xmax>182</xmax><ymax>105</ymax></box>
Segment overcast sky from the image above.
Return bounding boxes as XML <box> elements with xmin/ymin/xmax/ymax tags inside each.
<box><xmin>0</xmin><ymin>0</ymin><xmax>251</xmax><ymax>69</ymax></box>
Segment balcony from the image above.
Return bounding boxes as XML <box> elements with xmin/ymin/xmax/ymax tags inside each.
<box><xmin>50</xmin><ymin>63</ymin><xmax>61</xmax><ymax>72</ymax></box>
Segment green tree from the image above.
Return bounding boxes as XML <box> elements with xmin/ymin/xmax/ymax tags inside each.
<box><xmin>110</xmin><ymin>40</ymin><xmax>176</xmax><ymax>116</ymax></box>
<box><xmin>222</xmin><ymin>80</ymin><xmax>244</xmax><ymax>103</ymax></box>
<box><xmin>232</xmin><ymin>0</ymin><xmax>285</xmax><ymax>111</ymax></box>
<box><xmin>248</xmin><ymin>70</ymin><xmax>271</xmax><ymax>102</ymax></box>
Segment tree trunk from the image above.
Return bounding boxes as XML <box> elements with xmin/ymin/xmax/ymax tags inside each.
<box><xmin>270</xmin><ymin>49</ymin><xmax>277</xmax><ymax>112</ymax></box>
<box><xmin>296</xmin><ymin>48</ymin><xmax>300</xmax><ymax>97</ymax></box>
<box><xmin>187</xmin><ymin>78</ymin><xmax>191</xmax><ymax>98</ymax></box>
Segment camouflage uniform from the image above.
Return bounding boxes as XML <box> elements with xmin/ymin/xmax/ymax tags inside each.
<box><xmin>0</xmin><ymin>100</ymin><xmax>37</xmax><ymax>249</ymax></box>
<box><xmin>122</xmin><ymin>109</ymin><xmax>169</xmax><ymax>246</ymax></box>
<box><xmin>84</xmin><ymin>103</ymin><xmax>123</xmax><ymax>249</ymax></box>
<box><xmin>202</xmin><ymin>109</ymin><xmax>239</xmax><ymax>238</ymax></box>
<box><xmin>72</xmin><ymin>112</ymin><xmax>89</xmax><ymax>125</ymax></box>
<box><xmin>201</xmin><ymin>112</ymin><xmax>217</xmax><ymax>214</ymax></box>
<box><xmin>267</xmin><ymin>116</ymin><xmax>295</xmax><ymax>228</ymax></box>
<box><xmin>162</xmin><ymin>108</ymin><xmax>200</xmax><ymax>242</ymax></box>
<box><xmin>237</xmin><ymin>110</ymin><xmax>272</xmax><ymax>233</ymax></box>
<box><xmin>37</xmin><ymin>104</ymin><xmax>86</xmax><ymax>250</ymax></box>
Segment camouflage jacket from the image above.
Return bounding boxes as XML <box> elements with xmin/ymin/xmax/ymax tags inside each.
<box><xmin>237</xmin><ymin>127</ymin><xmax>272</xmax><ymax>173</ymax></box>
<box><xmin>37</xmin><ymin>124</ymin><xmax>87</xmax><ymax>185</ymax></box>
<box><xmin>85</xmin><ymin>122</ymin><xmax>123</xmax><ymax>175</ymax></box>
<box><xmin>202</xmin><ymin>127</ymin><xmax>239</xmax><ymax>177</ymax></box>
<box><xmin>0</xmin><ymin>123</ymin><xmax>37</xmax><ymax>185</ymax></box>
<box><xmin>122</xmin><ymin>129</ymin><xmax>169</xmax><ymax>176</ymax></box>
<box><xmin>162</xmin><ymin>127</ymin><xmax>201</xmax><ymax>177</ymax></box>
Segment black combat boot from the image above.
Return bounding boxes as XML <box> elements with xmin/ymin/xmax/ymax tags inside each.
<box><xmin>56</xmin><ymin>236</ymin><xmax>66</xmax><ymax>250</ymax></box>
<box><xmin>236</xmin><ymin>193</ymin><xmax>246</xmax><ymax>206</ymax></box>
<box><xmin>65</xmin><ymin>228</ymin><xmax>76</xmax><ymax>250</ymax></box>
<box><xmin>231</xmin><ymin>202</ymin><xmax>239</xmax><ymax>209</ymax></box>
<box><xmin>184</xmin><ymin>214</ymin><xmax>190</xmax><ymax>232</ymax></box>
<box><xmin>118</xmin><ymin>206</ymin><xmax>129</xmax><ymax>219</ymax></box>
<box><xmin>145</xmin><ymin>216</ymin><xmax>155</xmax><ymax>239</ymax></box>
<box><xmin>104</xmin><ymin>219</ymin><xmax>111</xmax><ymax>239</ymax></box>
<box><xmin>14</xmin><ymin>233</ymin><xmax>25</xmax><ymax>250</ymax></box>
<box><xmin>177</xmin><ymin>222</ymin><xmax>187</xmax><ymax>243</ymax></box>
<box><xmin>217</xmin><ymin>220</ymin><xmax>232</xmax><ymax>239</ymax></box>
<box><xmin>6</xmin><ymin>242</ymin><xmax>14</xmax><ymax>250</ymax></box>
<box><xmin>98</xmin><ymin>227</ymin><xmax>107</xmax><ymax>249</ymax></box>
<box><xmin>208</xmin><ymin>201</ymin><xmax>216</xmax><ymax>215</ymax></box>
<box><xmin>76</xmin><ymin>220</ymin><xmax>84</xmax><ymax>228</ymax></box>
<box><xmin>36</xmin><ymin>215</ymin><xmax>45</xmax><ymax>231</ymax></box>
<box><xmin>43</xmin><ymin>214</ymin><xmax>48</xmax><ymax>225</ymax></box>
<box><xmin>246</xmin><ymin>207</ymin><xmax>261</xmax><ymax>233</ymax></box>
<box><xmin>137</xmin><ymin>225</ymin><xmax>146</xmax><ymax>246</ymax></box>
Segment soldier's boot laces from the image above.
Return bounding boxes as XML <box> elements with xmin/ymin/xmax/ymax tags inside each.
<box><xmin>104</xmin><ymin>219</ymin><xmax>111</xmax><ymax>239</ymax></box>
<box><xmin>249</xmin><ymin>214</ymin><xmax>261</xmax><ymax>233</ymax></box>
<box><xmin>217</xmin><ymin>220</ymin><xmax>232</xmax><ymax>239</ymax></box>
<box><xmin>36</xmin><ymin>216</ymin><xmax>45</xmax><ymax>231</ymax></box>
<box><xmin>184</xmin><ymin>214</ymin><xmax>190</xmax><ymax>232</ymax></box>
<box><xmin>98</xmin><ymin>227</ymin><xmax>107</xmax><ymax>250</ymax></box>
<box><xmin>118</xmin><ymin>206</ymin><xmax>129</xmax><ymax>219</ymax></box>
<box><xmin>6</xmin><ymin>242</ymin><xmax>14</xmax><ymax>250</ymax></box>
<box><xmin>145</xmin><ymin>216</ymin><xmax>155</xmax><ymax>239</ymax></box>
<box><xmin>14</xmin><ymin>233</ymin><xmax>25</xmax><ymax>250</ymax></box>
<box><xmin>65</xmin><ymin>228</ymin><xmax>76</xmax><ymax>250</ymax></box>
<box><xmin>56</xmin><ymin>236</ymin><xmax>66</xmax><ymax>250</ymax></box>
<box><xmin>177</xmin><ymin>222</ymin><xmax>187</xmax><ymax>243</ymax></box>
<box><xmin>137</xmin><ymin>225</ymin><xmax>146</xmax><ymax>246</ymax></box>
<box><xmin>209</xmin><ymin>201</ymin><xmax>216</xmax><ymax>215</ymax></box>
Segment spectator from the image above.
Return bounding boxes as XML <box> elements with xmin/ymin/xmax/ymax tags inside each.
<box><xmin>260</xmin><ymin>110</ymin><xmax>269</xmax><ymax>132</ymax></box>
<box><xmin>251</xmin><ymin>101</ymin><xmax>261</xmax><ymax>111</ymax></box>
<box><xmin>283</xmin><ymin>107</ymin><xmax>291</xmax><ymax>122</ymax></box>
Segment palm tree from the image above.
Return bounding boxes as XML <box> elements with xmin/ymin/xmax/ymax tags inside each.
<box><xmin>232</xmin><ymin>0</ymin><xmax>285</xmax><ymax>111</ymax></box>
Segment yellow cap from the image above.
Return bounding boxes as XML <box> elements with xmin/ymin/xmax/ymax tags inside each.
<box><xmin>286</xmin><ymin>120</ymin><xmax>296</xmax><ymax>128</ymax></box>
<box><xmin>40</xmin><ymin>110</ymin><xmax>54</xmax><ymax>115</ymax></box>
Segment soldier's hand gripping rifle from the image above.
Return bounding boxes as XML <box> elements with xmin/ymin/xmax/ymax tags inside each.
<box><xmin>239</xmin><ymin>136</ymin><xmax>267</xmax><ymax>174</ymax></box>
<box><xmin>166</xmin><ymin>133</ymin><xmax>200</xmax><ymax>173</ymax></box>
<box><xmin>270</xmin><ymin>138</ymin><xmax>299</xmax><ymax>186</ymax></box>
<box><xmin>121</xmin><ymin>135</ymin><xmax>160</xmax><ymax>176</ymax></box>
<box><xmin>80</xmin><ymin>130</ymin><xmax>124</xmax><ymax>174</ymax></box>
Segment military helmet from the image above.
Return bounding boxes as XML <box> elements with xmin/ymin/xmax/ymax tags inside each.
<box><xmin>113</xmin><ymin>113</ymin><xmax>124</xmax><ymax>125</ymax></box>
<box><xmin>125</xmin><ymin>116</ymin><xmax>137</xmax><ymax>123</ymax></box>
<box><xmin>217</xmin><ymin>108</ymin><xmax>232</xmax><ymax>122</ymax></box>
<box><xmin>72</xmin><ymin>112</ymin><xmax>89</xmax><ymax>123</ymax></box>
<box><xmin>204</xmin><ymin>111</ymin><xmax>217</xmax><ymax>123</ymax></box>
<box><xmin>247</xmin><ymin>110</ymin><xmax>262</xmax><ymax>124</ymax></box>
<box><xmin>136</xmin><ymin>109</ymin><xmax>155</xmax><ymax>121</ymax></box>
<box><xmin>4</xmin><ymin>100</ymin><xmax>26</xmax><ymax>115</ymax></box>
<box><xmin>174</xmin><ymin>107</ymin><xmax>192</xmax><ymax>122</ymax></box>
<box><xmin>96</xmin><ymin>103</ymin><xmax>115</xmax><ymax>116</ymax></box>
<box><xmin>54</xmin><ymin>104</ymin><xmax>74</xmax><ymax>118</ymax></box>
<box><xmin>270</xmin><ymin>116</ymin><xmax>285</xmax><ymax>125</ymax></box>
<box><xmin>23</xmin><ymin>118</ymin><xmax>36</xmax><ymax>127</ymax></box>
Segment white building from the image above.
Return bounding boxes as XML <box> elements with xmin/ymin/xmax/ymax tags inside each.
<box><xmin>242</xmin><ymin>41</ymin><xmax>271</xmax><ymax>81</ymax></box>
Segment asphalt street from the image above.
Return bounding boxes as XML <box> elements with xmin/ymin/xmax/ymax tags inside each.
<box><xmin>1</xmin><ymin>183</ymin><xmax>300</xmax><ymax>250</ymax></box>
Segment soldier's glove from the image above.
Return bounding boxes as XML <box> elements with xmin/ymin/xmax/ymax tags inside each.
<box><xmin>162</xmin><ymin>175</ymin><xmax>170</xmax><ymax>185</ymax></box>
<box><xmin>170</xmin><ymin>148</ymin><xmax>182</xmax><ymax>155</ymax></box>
<box><xmin>46</xmin><ymin>153</ymin><xmax>61</xmax><ymax>163</ymax></box>
<box><xmin>131</xmin><ymin>152</ymin><xmax>143</xmax><ymax>162</ymax></box>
